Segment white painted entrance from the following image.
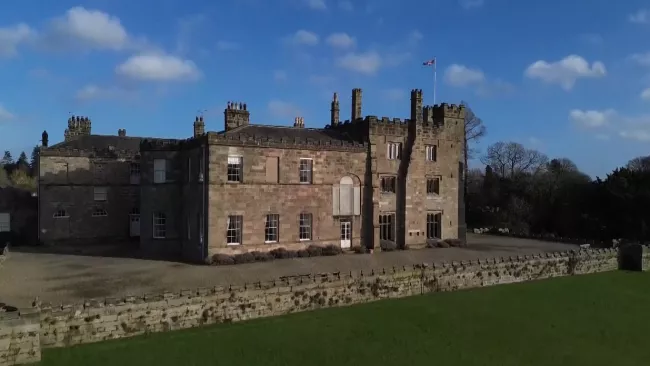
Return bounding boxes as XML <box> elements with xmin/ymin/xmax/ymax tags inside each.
<box><xmin>129</xmin><ymin>208</ymin><xmax>140</xmax><ymax>237</ymax></box>
<box><xmin>340</xmin><ymin>219</ymin><xmax>351</xmax><ymax>249</ymax></box>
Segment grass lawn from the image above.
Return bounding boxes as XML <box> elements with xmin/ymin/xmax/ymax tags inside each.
<box><xmin>42</xmin><ymin>272</ymin><xmax>650</xmax><ymax>366</ymax></box>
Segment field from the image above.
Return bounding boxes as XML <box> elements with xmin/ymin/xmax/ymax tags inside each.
<box><xmin>41</xmin><ymin>272</ymin><xmax>650</xmax><ymax>366</ymax></box>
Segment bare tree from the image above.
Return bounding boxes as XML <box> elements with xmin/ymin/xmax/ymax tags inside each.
<box><xmin>626</xmin><ymin>155</ymin><xmax>650</xmax><ymax>172</ymax></box>
<box><xmin>460</xmin><ymin>101</ymin><xmax>487</xmax><ymax>196</ymax></box>
<box><xmin>481</xmin><ymin>141</ymin><xmax>549</xmax><ymax>178</ymax></box>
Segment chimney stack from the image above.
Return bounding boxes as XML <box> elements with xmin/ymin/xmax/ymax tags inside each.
<box><xmin>293</xmin><ymin>117</ymin><xmax>304</xmax><ymax>128</ymax></box>
<box><xmin>330</xmin><ymin>92</ymin><xmax>340</xmax><ymax>126</ymax></box>
<box><xmin>118</xmin><ymin>129</ymin><xmax>126</xmax><ymax>137</ymax></box>
<box><xmin>194</xmin><ymin>116</ymin><xmax>205</xmax><ymax>137</ymax></box>
<box><xmin>351</xmin><ymin>88</ymin><xmax>362</xmax><ymax>121</ymax></box>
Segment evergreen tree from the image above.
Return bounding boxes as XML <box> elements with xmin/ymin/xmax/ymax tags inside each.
<box><xmin>17</xmin><ymin>151</ymin><xmax>29</xmax><ymax>172</ymax></box>
<box><xmin>1</xmin><ymin>151</ymin><xmax>13</xmax><ymax>165</ymax></box>
<box><xmin>30</xmin><ymin>146</ymin><xmax>40</xmax><ymax>176</ymax></box>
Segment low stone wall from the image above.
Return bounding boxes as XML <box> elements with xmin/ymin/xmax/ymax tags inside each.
<box><xmin>0</xmin><ymin>310</ymin><xmax>41</xmax><ymax>366</ymax></box>
<box><xmin>2</xmin><ymin>246</ymin><xmax>646</xmax><ymax>365</ymax></box>
<box><xmin>35</xmin><ymin>248</ymin><xmax>622</xmax><ymax>349</ymax></box>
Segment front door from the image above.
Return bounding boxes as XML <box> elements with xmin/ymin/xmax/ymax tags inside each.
<box><xmin>129</xmin><ymin>214</ymin><xmax>140</xmax><ymax>237</ymax></box>
<box><xmin>340</xmin><ymin>220</ymin><xmax>351</xmax><ymax>249</ymax></box>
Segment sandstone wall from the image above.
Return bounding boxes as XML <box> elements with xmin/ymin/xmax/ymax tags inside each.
<box><xmin>0</xmin><ymin>311</ymin><xmax>40</xmax><ymax>366</ymax></box>
<box><xmin>35</xmin><ymin>248</ymin><xmax>622</xmax><ymax>349</ymax></box>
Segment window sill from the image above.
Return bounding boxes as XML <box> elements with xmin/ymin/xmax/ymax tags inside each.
<box><xmin>152</xmin><ymin>237</ymin><xmax>167</xmax><ymax>240</ymax></box>
<box><xmin>226</xmin><ymin>181</ymin><xmax>241</xmax><ymax>184</ymax></box>
<box><xmin>226</xmin><ymin>242</ymin><xmax>241</xmax><ymax>246</ymax></box>
<box><xmin>299</xmin><ymin>238</ymin><xmax>312</xmax><ymax>242</ymax></box>
<box><xmin>265</xmin><ymin>241</ymin><xmax>278</xmax><ymax>244</ymax></box>
<box><xmin>53</xmin><ymin>217</ymin><xmax>69</xmax><ymax>219</ymax></box>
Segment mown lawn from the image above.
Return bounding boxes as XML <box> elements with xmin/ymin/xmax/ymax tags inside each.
<box><xmin>42</xmin><ymin>271</ymin><xmax>650</xmax><ymax>366</ymax></box>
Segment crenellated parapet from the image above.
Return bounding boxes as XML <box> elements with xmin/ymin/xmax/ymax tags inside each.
<box><xmin>64</xmin><ymin>115</ymin><xmax>92</xmax><ymax>141</ymax></box>
<box><xmin>205</xmin><ymin>131</ymin><xmax>366</xmax><ymax>152</ymax></box>
<box><xmin>40</xmin><ymin>147</ymin><xmax>140</xmax><ymax>158</ymax></box>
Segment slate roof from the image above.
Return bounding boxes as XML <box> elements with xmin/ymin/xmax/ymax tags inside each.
<box><xmin>221</xmin><ymin>124</ymin><xmax>359</xmax><ymax>143</ymax></box>
<box><xmin>47</xmin><ymin>135</ymin><xmax>155</xmax><ymax>152</ymax></box>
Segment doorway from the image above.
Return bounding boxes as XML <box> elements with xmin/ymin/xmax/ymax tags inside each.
<box><xmin>129</xmin><ymin>208</ymin><xmax>140</xmax><ymax>237</ymax></box>
<box><xmin>340</xmin><ymin>219</ymin><xmax>351</xmax><ymax>249</ymax></box>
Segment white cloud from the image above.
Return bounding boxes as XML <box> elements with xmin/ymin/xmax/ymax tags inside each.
<box><xmin>216</xmin><ymin>40</ymin><xmax>241</xmax><ymax>51</ymax></box>
<box><xmin>0</xmin><ymin>105</ymin><xmax>14</xmax><ymax>121</ymax></box>
<box><xmin>460</xmin><ymin>0</ymin><xmax>484</xmax><ymax>9</ymax></box>
<box><xmin>273</xmin><ymin>70</ymin><xmax>287</xmax><ymax>82</ymax></box>
<box><xmin>336</xmin><ymin>51</ymin><xmax>382</xmax><ymax>75</ymax></box>
<box><xmin>642</xmin><ymin>88</ymin><xmax>650</xmax><ymax>101</ymax></box>
<box><xmin>579</xmin><ymin>33</ymin><xmax>603</xmax><ymax>46</ymax></box>
<box><xmin>175</xmin><ymin>14</ymin><xmax>206</xmax><ymax>55</ymax></box>
<box><xmin>306</xmin><ymin>0</ymin><xmax>327</xmax><ymax>10</ymax></box>
<box><xmin>326</xmin><ymin>33</ymin><xmax>355</xmax><ymax>49</ymax></box>
<box><xmin>629</xmin><ymin>9</ymin><xmax>650</xmax><ymax>24</ymax></box>
<box><xmin>380</xmin><ymin>88</ymin><xmax>406</xmax><ymax>101</ymax></box>
<box><xmin>444</xmin><ymin>64</ymin><xmax>485</xmax><ymax>87</ymax></box>
<box><xmin>308</xmin><ymin>75</ymin><xmax>336</xmax><ymax>85</ymax></box>
<box><xmin>0</xmin><ymin>23</ymin><xmax>35</xmax><ymax>57</ymax></box>
<box><xmin>629</xmin><ymin>52</ymin><xmax>650</xmax><ymax>67</ymax></box>
<box><xmin>620</xmin><ymin>130</ymin><xmax>650</xmax><ymax>142</ymax></box>
<box><xmin>339</xmin><ymin>1</ymin><xmax>353</xmax><ymax>11</ymax></box>
<box><xmin>569</xmin><ymin>109</ymin><xmax>614</xmax><ymax>128</ymax></box>
<box><xmin>524</xmin><ymin>55</ymin><xmax>606</xmax><ymax>90</ymax></box>
<box><xmin>286</xmin><ymin>30</ymin><xmax>319</xmax><ymax>46</ymax></box>
<box><xmin>115</xmin><ymin>54</ymin><xmax>201</xmax><ymax>82</ymax></box>
<box><xmin>408</xmin><ymin>30</ymin><xmax>423</xmax><ymax>46</ymax></box>
<box><xmin>48</xmin><ymin>7</ymin><xmax>130</xmax><ymax>50</ymax></box>
<box><xmin>75</xmin><ymin>84</ymin><xmax>132</xmax><ymax>101</ymax></box>
<box><xmin>268</xmin><ymin>100</ymin><xmax>301</xmax><ymax>118</ymax></box>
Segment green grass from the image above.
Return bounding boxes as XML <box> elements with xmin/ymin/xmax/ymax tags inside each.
<box><xmin>42</xmin><ymin>272</ymin><xmax>650</xmax><ymax>366</ymax></box>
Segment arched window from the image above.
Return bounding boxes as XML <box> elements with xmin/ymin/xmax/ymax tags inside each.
<box><xmin>339</xmin><ymin>176</ymin><xmax>354</xmax><ymax>215</ymax></box>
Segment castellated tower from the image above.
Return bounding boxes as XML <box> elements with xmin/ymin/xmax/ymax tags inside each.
<box><xmin>410</xmin><ymin>89</ymin><xmax>423</xmax><ymax>123</ymax></box>
<box><xmin>64</xmin><ymin>115</ymin><xmax>92</xmax><ymax>142</ymax></box>
<box><xmin>351</xmin><ymin>88</ymin><xmax>362</xmax><ymax>121</ymax></box>
<box><xmin>193</xmin><ymin>116</ymin><xmax>205</xmax><ymax>137</ymax></box>
<box><xmin>330</xmin><ymin>93</ymin><xmax>340</xmax><ymax>126</ymax></box>
<box><xmin>224</xmin><ymin>102</ymin><xmax>250</xmax><ymax>131</ymax></box>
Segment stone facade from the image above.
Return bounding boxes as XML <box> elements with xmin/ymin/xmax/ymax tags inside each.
<box><xmin>0</xmin><ymin>309</ymin><xmax>40</xmax><ymax>366</ymax></box>
<box><xmin>38</xmin><ymin>88</ymin><xmax>465</xmax><ymax>262</ymax></box>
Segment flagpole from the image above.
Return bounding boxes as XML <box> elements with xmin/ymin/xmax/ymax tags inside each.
<box><xmin>433</xmin><ymin>57</ymin><xmax>437</xmax><ymax>105</ymax></box>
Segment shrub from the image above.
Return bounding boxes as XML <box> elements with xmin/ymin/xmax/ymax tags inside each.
<box><xmin>352</xmin><ymin>245</ymin><xmax>369</xmax><ymax>254</ymax></box>
<box><xmin>380</xmin><ymin>240</ymin><xmax>397</xmax><ymax>252</ymax></box>
<box><xmin>322</xmin><ymin>244</ymin><xmax>343</xmax><ymax>256</ymax></box>
<box><xmin>233</xmin><ymin>252</ymin><xmax>255</xmax><ymax>264</ymax></box>
<box><xmin>251</xmin><ymin>251</ymin><xmax>274</xmax><ymax>262</ymax></box>
<box><xmin>306</xmin><ymin>245</ymin><xmax>323</xmax><ymax>257</ymax></box>
<box><xmin>437</xmin><ymin>241</ymin><xmax>450</xmax><ymax>248</ymax></box>
<box><xmin>426</xmin><ymin>239</ymin><xmax>441</xmax><ymax>248</ymax></box>
<box><xmin>212</xmin><ymin>254</ymin><xmax>235</xmax><ymax>265</ymax></box>
<box><xmin>297</xmin><ymin>249</ymin><xmax>309</xmax><ymax>257</ymax></box>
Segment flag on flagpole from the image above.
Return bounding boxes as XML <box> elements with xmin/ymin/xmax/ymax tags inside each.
<box><xmin>422</xmin><ymin>58</ymin><xmax>436</xmax><ymax>66</ymax></box>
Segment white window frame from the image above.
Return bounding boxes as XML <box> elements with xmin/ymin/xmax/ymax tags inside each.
<box><xmin>387</xmin><ymin>143</ymin><xmax>401</xmax><ymax>160</ymax></box>
<box><xmin>426</xmin><ymin>145</ymin><xmax>437</xmax><ymax>162</ymax></box>
<box><xmin>299</xmin><ymin>213</ymin><xmax>312</xmax><ymax>241</ymax></box>
<box><xmin>53</xmin><ymin>209</ymin><xmax>69</xmax><ymax>219</ymax></box>
<box><xmin>198</xmin><ymin>155</ymin><xmax>204</xmax><ymax>182</ymax></box>
<box><xmin>265</xmin><ymin>214</ymin><xmax>279</xmax><ymax>243</ymax></box>
<box><xmin>227</xmin><ymin>156</ymin><xmax>243</xmax><ymax>183</ymax></box>
<box><xmin>226</xmin><ymin>215</ymin><xmax>243</xmax><ymax>245</ymax></box>
<box><xmin>130</xmin><ymin>162</ymin><xmax>141</xmax><ymax>184</ymax></box>
<box><xmin>153</xmin><ymin>212</ymin><xmax>167</xmax><ymax>239</ymax></box>
<box><xmin>299</xmin><ymin>158</ymin><xmax>313</xmax><ymax>184</ymax></box>
<box><xmin>426</xmin><ymin>212</ymin><xmax>442</xmax><ymax>239</ymax></box>
<box><xmin>92</xmin><ymin>208</ymin><xmax>108</xmax><ymax>217</ymax></box>
<box><xmin>0</xmin><ymin>213</ymin><xmax>10</xmax><ymax>232</ymax></box>
<box><xmin>93</xmin><ymin>187</ymin><xmax>108</xmax><ymax>202</ymax></box>
<box><xmin>379</xmin><ymin>213</ymin><xmax>395</xmax><ymax>241</ymax></box>
<box><xmin>153</xmin><ymin>159</ymin><xmax>167</xmax><ymax>184</ymax></box>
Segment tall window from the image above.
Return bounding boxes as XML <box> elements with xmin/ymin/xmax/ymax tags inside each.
<box><xmin>153</xmin><ymin>212</ymin><xmax>166</xmax><ymax>238</ymax></box>
<box><xmin>198</xmin><ymin>155</ymin><xmax>204</xmax><ymax>182</ymax></box>
<box><xmin>93</xmin><ymin>187</ymin><xmax>108</xmax><ymax>201</ymax></box>
<box><xmin>153</xmin><ymin>159</ymin><xmax>166</xmax><ymax>184</ymax></box>
<box><xmin>379</xmin><ymin>213</ymin><xmax>395</xmax><ymax>241</ymax></box>
<box><xmin>299</xmin><ymin>213</ymin><xmax>312</xmax><ymax>241</ymax></box>
<box><xmin>92</xmin><ymin>208</ymin><xmax>108</xmax><ymax>217</ymax></box>
<box><xmin>227</xmin><ymin>215</ymin><xmax>243</xmax><ymax>245</ymax></box>
<box><xmin>387</xmin><ymin>143</ymin><xmax>401</xmax><ymax>160</ymax></box>
<box><xmin>130</xmin><ymin>162</ymin><xmax>140</xmax><ymax>184</ymax></box>
<box><xmin>426</xmin><ymin>145</ymin><xmax>437</xmax><ymax>162</ymax></box>
<box><xmin>426</xmin><ymin>212</ymin><xmax>442</xmax><ymax>239</ymax></box>
<box><xmin>53</xmin><ymin>209</ymin><xmax>69</xmax><ymax>219</ymax></box>
<box><xmin>299</xmin><ymin>158</ymin><xmax>313</xmax><ymax>184</ymax></box>
<box><xmin>426</xmin><ymin>177</ymin><xmax>440</xmax><ymax>195</ymax></box>
<box><xmin>94</xmin><ymin>163</ymin><xmax>104</xmax><ymax>178</ymax></box>
<box><xmin>380</xmin><ymin>176</ymin><xmax>396</xmax><ymax>193</ymax></box>
<box><xmin>198</xmin><ymin>214</ymin><xmax>204</xmax><ymax>243</ymax></box>
<box><xmin>265</xmin><ymin>214</ymin><xmax>279</xmax><ymax>243</ymax></box>
<box><xmin>227</xmin><ymin>156</ymin><xmax>242</xmax><ymax>182</ymax></box>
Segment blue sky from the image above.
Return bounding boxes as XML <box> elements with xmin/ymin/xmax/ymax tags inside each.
<box><xmin>1</xmin><ymin>0</ymin><xmax>649</xmax><ymax>177</ymax></box>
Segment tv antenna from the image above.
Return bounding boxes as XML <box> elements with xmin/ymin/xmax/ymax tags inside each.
<box><xmin>197</xmin><ymin>109</ymin><xmax>207</xmax><ymax>117</ymax></box>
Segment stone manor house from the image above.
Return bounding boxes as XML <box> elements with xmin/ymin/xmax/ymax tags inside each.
<box><xmin>37</xmin><ymin>88</ymin><xmax>466</xmax><ymax>263</ymax></box>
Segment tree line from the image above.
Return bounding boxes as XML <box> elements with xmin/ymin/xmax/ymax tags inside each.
<box><xmin>0</xmin><ymin>147</ymin><xmax>39</xmax><ymax>192</ymax></box>
<box><xmin>462</xmin><ymin>103</ymin><xmax>649</xmax><ymax>245</ymax></box>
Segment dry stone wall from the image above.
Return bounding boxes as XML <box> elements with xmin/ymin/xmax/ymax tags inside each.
<box><xmin>0</xmin><ymin>310</ymin><xmax>41</xmax><ymax>366</ymax></box>
<box><xmin>35</xmin><ymin>248</ymin><xmax>622</xmax><ymax>349</ymax></box>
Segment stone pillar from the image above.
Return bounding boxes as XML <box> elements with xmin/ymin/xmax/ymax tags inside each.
<box><xmin>351</xmin><ymin>88</ymin><xmax>362</xmax><ymax>121</ymax></box>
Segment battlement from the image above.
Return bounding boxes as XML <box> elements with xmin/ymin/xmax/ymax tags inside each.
<box><xmin>67</xmin><ymin>115</ymin><xmax>91</xmax><ymax>129</ymax></box>
<box><xmin>226</xmin><ymin>101</ymin><xmax>247</xmax><ymax>111</ymax></box>
<box><xmin>365</xmin><ymin>116</ymin><xmax>407</xmax><ymax>125</ymax></box>
<box><xmin>430</xmin><ymin>103</ymin><xmax>465</xmax><ymax>119</ymax></box>
<box><xmin>224</xmin><ymin>101</ymin><xmax>250</xmax><ymax>131</ymax></box>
